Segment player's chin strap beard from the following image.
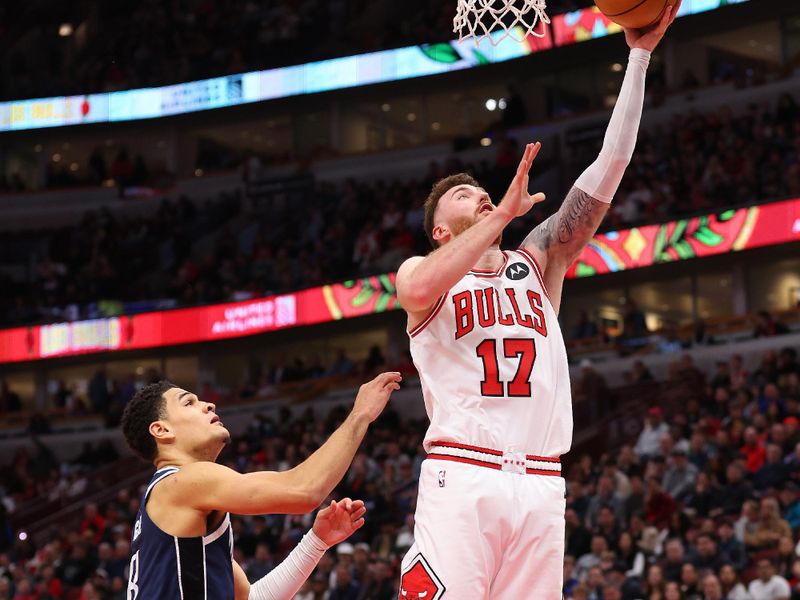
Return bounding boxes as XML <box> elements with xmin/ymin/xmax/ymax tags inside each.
<box><xmin>450</xmin><ymin>216</ymin><xmax>502</xmax><ymax>247</ymax></box>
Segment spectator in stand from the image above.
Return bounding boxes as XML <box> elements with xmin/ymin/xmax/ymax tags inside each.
<box><xmin>753</xmin><ymin>310</ymin><xmax>790</xmax><ymax>338</ymax></box>
<box><xmin>645</xmin><ymin>476</ymin><xmax>677</xmax><ymax>529</ymax></box>
<box><xmin>0</xmin><ymin>382</ymin><xmax>21</xmax><ymax>413</ymax></box>
<box><xmin>574</xmin><ymin>360</ymin><xmax>610</xmax><ymax>423</ymax></box>
<box><xmin>620</xmin><ymin>298</ymin><xmax>649</xmax><ymax>346</ymax></box>
<box><xmin>719</xmin><ymin>563</ymin><xmax>750</xmax><ymax>600</ymax></box>
<box><xmin>747</xmin><ymin>496</ymin><xmax>793</xmax><ymax>552</ymax></box>
<box><xmin>730</xmin><ymin>354</ymin><xmax>749</xmax><ymax>391</ymax></box>
<box><xmin>748</xmin><ymin>559</ymin><xmax>791</xmax><ymax>600</ymax></box>
<box><xmin>690</xmin><ymin>533</ymin><xmax>729</xmax><ymax>575</ymax></box>
<box><xmin>754</xmin><ymin>443</ymin><xmax>789</xmax><ymax>490</ymax></box>
<box><xmin>88</xmin><ymin>368</ymin><xmax>111</xmax><ymax>414</ymax></box>
<box><xmin>643</xmin><ymin>563</ymin><xmax>666</xmax><ymax>599</ymax></box>
<box><xmin>701</xmin><ymin>573</ymin><xmax>725</xmax><ymax>600</ymax></box>
<box><xmin>632</xmin><ymin>361</ymin><xmax>655</xmax><ymax>384</ymax></box>
<box><xmin>680</xmin><ymin>563</ymin><xmax>701</xmax><ymax>598</ymax></box>
<box><xmin>662</xmin><ymin>448</ymin><xmax>699</xmax><ymax>502</ymax></box>
<box><xmin>245</xmin><ymin>544</ymin><xmax>275</xmax><ymax>583</ymax></box>
<box><xmin>328</xmin><ymin>349</ymin><xmax>357</xmax><ymax>377</ymax></box>
<box><xmin>741</xmin><ymin>426</ymin><xmax>767</xmax><ymax>473</ymax></box>
<box><xmin>356</xmin><ymin>558</ymin><xmax>395</xmax><ymax>600</ymax></box>
<box><xmin>636</xmin><ymin>406</ymin><xmax>671</xmax><ymax>459</ymax></box>
<box><xmin>575</xmin><ymin>535</ymin><xmax>608</xmax><ymax>581</ymax></box>
<box><xmin>328</xmin><ymin>562</ymin><xmax>361</xmax><ymax>600</ymax></box>
<box><xmin>572</xmin><ymin>310</ymin><xmax>600</xmax><ymax>341</ymax></box>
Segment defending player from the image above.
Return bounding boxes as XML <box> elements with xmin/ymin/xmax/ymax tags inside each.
<box><xmin>121</xmin><ymin>372</ymin><xmax>401</xmax><ymax>599</ymax></box>
<box><xmin>395</xmin><ymin>4</ymin><xmax>680</xmax><ymax>597</ymax></box>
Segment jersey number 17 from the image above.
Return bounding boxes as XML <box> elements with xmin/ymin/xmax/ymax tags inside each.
<box><xmin>476</xmin><ymin>338</ymin><xmax>536</xmax><ymax>397</ymax></box>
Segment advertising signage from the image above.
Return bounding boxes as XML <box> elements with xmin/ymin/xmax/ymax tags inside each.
<box><xmin>1</xmin><ymin>193</ymin><xmax>794</xmax><ymax>365</ymax></box>
<box><xmin>0</xmin><ymin>274</ymin><xmax>397</xmax><ymax>364</ymax></box>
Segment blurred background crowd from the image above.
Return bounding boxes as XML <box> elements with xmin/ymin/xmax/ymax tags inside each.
<box><xmin>0</xmin><ymin>340</ymin><xmax>798</xmax><ymax>599</ymax></box>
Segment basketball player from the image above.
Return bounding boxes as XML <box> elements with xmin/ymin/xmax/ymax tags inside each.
<box><xmin>121</xmin><ymin>372</ymin><xmax>401</xmax><ymax>599</ymax></box>
<box><xmin>395</xmin><ymin>4</ymin><xmax>680</xmax><ymax>597</ymax></box>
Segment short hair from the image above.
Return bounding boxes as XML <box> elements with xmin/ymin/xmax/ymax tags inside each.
<box><xmin>121</xmin><ymin>381</ymin><xmax>178</xmax><ymax>461</ymax></box>
<box><xmin>757</xmin><ymin>558</ymin><xmax>774</xmax><ymax>568</ymax></box>
<box><xmin>423</xmin><ymin>173</ymin><xmax>479</xmax><ymax>248</ymax></box>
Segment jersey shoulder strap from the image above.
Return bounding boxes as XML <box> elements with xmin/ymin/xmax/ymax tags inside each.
<box><xmin>144</xmin><ymin>466</ymin><xmax>180</xmax><ymax>502</ymax></box>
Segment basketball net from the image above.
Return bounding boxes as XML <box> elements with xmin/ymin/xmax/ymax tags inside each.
<box><xmin>454</xmin><ymin>0</ymin><xmax>550</xmax><ymax>46</ymax></box>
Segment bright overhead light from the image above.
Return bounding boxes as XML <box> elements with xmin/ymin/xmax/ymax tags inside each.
<box><xmin>59</xmin><ymin>23</ymin><xmax>73</xmax><ymax>37</ymax></box>
<box><xmin>485</xmin><ymin>99</ymin><xmax>497</xmax><ymax>111</ymax></box>
<box><xmin>480</xmin><ymin>137</ymin><xmax>492</xmax><ymax>147</ymax></box>
<box><xmin>381</xmin><ymin>103</ymin><xmax>391</xmax><ymax>112</ymax></box>
<box><xmin>611</xmin><ymin>63</ymin><xmax>623</xmax><ymax>72</ymax></box>
<box><xmin>498</xmin><ymin>98</ymin><xmax>507</xmax><ymax>110</ymax></box>
<box><xmin>407</xmin><ymin>113</ymin><xmax>417</xmax><ymax>122</ymax></box>
<box><xmin>52</xmin><ymin>153</ymin><xmax>62</xmax><ymax>163</ymax></box>
<box><xmin>431</xmin><ymin>122</ymin><xmax>441</xmax><ymax>131</ymax></box>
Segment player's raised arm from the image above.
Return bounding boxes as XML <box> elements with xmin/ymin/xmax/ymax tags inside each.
<box><xmin>397</xmin><ymin>142</ymin><xmax>546</xmax><ymax>315</ymax></box>
<box><xmin>161</xmin><ymin>372</ymin><xmax>401</xmax><ymax>516</ymax></box>
<box><xmin>521</xmin><ymin>2</ymin><xmax>680</xmax><ymax>313</ymax></box>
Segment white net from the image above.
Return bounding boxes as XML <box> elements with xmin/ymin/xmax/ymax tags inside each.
<box><xmin>453</xmin><ymin>0</ymin><xmax>550</xmax><ymax>46</ymax></box>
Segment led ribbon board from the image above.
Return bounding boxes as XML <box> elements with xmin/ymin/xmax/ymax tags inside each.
<box><xmin>0</xmin><ymin>0</ymin><xmax>747</xmax><ymax>132</ymax></box>
<box><xmin>0</xmin><ymin>196</ymin><xmax>797</xmax><ymax>364</ymax></box>
<box><xmin>567</xmin><ymin>196</ymin><xmax>800</xmax><ymax>278</ymax></box>
<box><xmin>0</xmin><ymin>274</ymin><xmax>397</xmax><ymax>363</ymax></box>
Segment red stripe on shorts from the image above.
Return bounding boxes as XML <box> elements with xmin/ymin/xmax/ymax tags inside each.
<box><xmin>430</xmin><ymin>440</ymin><xmax>503</xmax><ymax>457</ymax></box>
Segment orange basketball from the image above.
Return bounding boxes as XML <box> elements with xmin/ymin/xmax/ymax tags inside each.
<box><xmin>595</xmin><ymin>0</ymin><xmax>678</xmax><ymax>29</ymax></box>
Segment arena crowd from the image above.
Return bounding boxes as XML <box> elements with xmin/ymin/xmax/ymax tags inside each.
<box><xmin>0</xmin><ymin>338</ymin><xmax>798</xmax><ymax>599</ymax></box>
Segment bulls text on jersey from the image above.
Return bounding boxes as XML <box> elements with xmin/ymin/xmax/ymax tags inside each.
<box><xmin>452</xmin><ymin>287</ymin><xmax>548</xmax><ymax>340</ymax></box>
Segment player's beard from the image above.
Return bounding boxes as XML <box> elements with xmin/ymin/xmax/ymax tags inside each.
<box><xmin>449</xmin><ymin>216</ymin><xmax>502</xmax><ymax>246</ymax></box>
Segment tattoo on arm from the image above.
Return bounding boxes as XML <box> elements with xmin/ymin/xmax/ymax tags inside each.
<box><xmin>556</xmin><ymin>188</ymin><xmax>597</xmax><ymax>244</ymax></box>
<box><xmin>522</xmin><ymin>187</ymin><xmax>609</xmax><ymax>261</ymax></box>
<box><xmin>522</xmin><ymin>214</ymin><xmax>555</xmax><ymax>252</ymax></box>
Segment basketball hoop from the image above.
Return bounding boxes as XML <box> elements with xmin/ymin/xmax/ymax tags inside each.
<box><xmin>454</xmin><ymin>0</ymin><xmax>550</xmax><ymax>46</ymax></box>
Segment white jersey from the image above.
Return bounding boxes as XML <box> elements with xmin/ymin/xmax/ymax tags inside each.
<box><xmin>408</xmin><ymin>248</ymin><xmax>572</xmax><ymax>457</ymax></box>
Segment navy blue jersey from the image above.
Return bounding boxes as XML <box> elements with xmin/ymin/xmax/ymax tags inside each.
<box><xmin>127</xmin><ymin>466</ymin><xmax>234</xmax><ymax>600</ymax></box>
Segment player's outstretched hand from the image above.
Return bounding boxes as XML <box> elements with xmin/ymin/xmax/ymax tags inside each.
<box><xmin>352</xmin><ymin>372</ymin><xmax>402</xmax><ymax>423</ymax></box>
<box><xmin>496</xmin><ymin>142</ymin><xmax>546</xmax><ymax>222</ymax></box>
<box><xmin>312</xmin><ymin>498</ymin><xmax>367</xmax><ymax>547</ymax></box>
<box><xmin>624</xmin><ymin>0</ymin><xmax>681</xmax><ymax>52</ymax></box>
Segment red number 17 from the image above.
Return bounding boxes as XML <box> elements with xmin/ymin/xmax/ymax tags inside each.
<box><xmin>475</xmin><ymin>338</ymin><xmax>537</xmax><ymax>398</ymax></box>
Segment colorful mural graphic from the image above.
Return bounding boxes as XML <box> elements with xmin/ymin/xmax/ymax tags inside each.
<box><xmin>1</xmin><ymin>195</ymin><xmax>795</xmax><ymax>364</ymax></box>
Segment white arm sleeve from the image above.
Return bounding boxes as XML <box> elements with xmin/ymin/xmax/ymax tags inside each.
<box><xmin>248</xmin><ymin>530</ymin><xmax>329</xmax><ymax>600</ymax></box>
<box><xmin>574</xmin><ymin>48</ymin><xmax>651</xmax><ymax>203</ymax></box>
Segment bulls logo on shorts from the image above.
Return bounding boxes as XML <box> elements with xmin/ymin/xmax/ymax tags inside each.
<box><xmin>505</xmin><ymin>262</ymin><xmax>530</xmax><ymax>280</ymax></box>
<box><xmin>399</xmin><ymin>553</ymin><xmax>445</xmax><ymax>600</ymax></box>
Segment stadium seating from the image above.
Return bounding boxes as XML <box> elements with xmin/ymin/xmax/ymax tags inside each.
<box><xmin>1</xmin><ymin>338</ymin><xmax>799</xmax><ymax>598</ymax></box>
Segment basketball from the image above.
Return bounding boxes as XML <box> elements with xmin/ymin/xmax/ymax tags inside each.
<box><xmin>595</xmin><ymin>0</ymin><xmax>678</xmax><ymax>29</ymax></box>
